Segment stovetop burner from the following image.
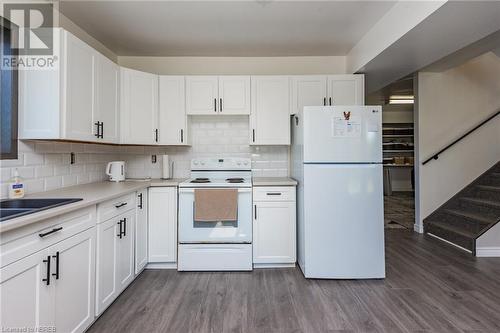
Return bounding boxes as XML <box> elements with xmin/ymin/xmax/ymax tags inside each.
<box><xmin>190</xmin><ymin>178</ymin><xmax>211</xmax><ymax>183</ymax></box>
<box><xmin>226</xmin><ymin>178</ymin><xmax>245</xmax><ymax>183</ymax></box>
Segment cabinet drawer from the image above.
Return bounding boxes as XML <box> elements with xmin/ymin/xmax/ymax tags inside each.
<box><xmin>97</xmin><ymin>192</ymin><xmax>136</xmax><ymax>223</ymax></box>
<box><xmin>253</xmin><ymin>187</ymin><xmax>296</xmax><ymax>202</ymax></box>
<box><xmin>0</xmin><ymin>206</ymin><xmax>96</xmax><ymax>268</ymax></box>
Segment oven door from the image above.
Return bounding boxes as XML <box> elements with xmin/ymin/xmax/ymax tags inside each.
<box><xmin>178</xmin><ymin>187</ymin><xmax>252</xmax><ymax>243</ymax></box>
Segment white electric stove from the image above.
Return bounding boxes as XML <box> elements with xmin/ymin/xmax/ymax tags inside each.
<box><xmin>178</xmin><ymin>157</ymin><xmax>253</xmax><ymax>271</ymax></box>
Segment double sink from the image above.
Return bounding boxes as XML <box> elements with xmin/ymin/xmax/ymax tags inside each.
<box><xmin>0</xmin><ymin>198</ymin><xmax>83</xmax><ymax>222</ymax></box>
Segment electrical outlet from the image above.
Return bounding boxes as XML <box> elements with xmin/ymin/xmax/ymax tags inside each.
<box><xmin>151</xmin><ymin>155</ymin><xmax>157</xmax><ymax>163</ymax></box>
<box><xmin>70</xmin><ymin>152</ymin><xmax>76</xmax><ymax>164</ymax></box>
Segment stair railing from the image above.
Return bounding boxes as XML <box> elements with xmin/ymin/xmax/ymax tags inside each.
<box><xmin>422</xmin><ymin>108</ymin><xmax>500</xmax><ymax>165</ymax></box>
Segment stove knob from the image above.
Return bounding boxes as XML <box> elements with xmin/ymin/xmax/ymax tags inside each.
<box><xmin>237</xmin><ymin>161</ymin><xmax>241</xmax><ymax>165</ymax></box>
<box><xmin>200</xmin><ymin>161</ymin><xmax>205</xmax><ymax>166</ymax></box>
<box><xmin>243</xmin><ymin>160</ymin><xmax>249</xmax><ymax>165</ymax></box>
<box><xmin>193</xmin><ymin>160</ymin><xmax>199</xmax><ymax>165</ymax></box>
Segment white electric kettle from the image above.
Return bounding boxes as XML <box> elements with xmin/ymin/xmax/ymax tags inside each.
<box><xmin>106</xmin><ymin>161</ymin><xmax>125</xmax><ymax>182</ymax></box>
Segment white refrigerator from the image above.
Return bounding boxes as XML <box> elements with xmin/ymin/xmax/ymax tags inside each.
<box><xmin>291</xmin><ymin>106</ymin><xmax>385</xmax><ymax>279</ymax></box>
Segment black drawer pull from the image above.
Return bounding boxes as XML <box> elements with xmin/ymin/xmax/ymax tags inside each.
<box><xmin>138</xmin><ymin>193</ymin><xmax>143</xmax><ymax>209</ymax></box>
<box><xmin>42</xmin><ymin>256</ymin><xmax>51</xmax><ymax>285</ymax></box>
<box><xmin>52</xmin><ymin>251</ymin><xmax>60</xmax><ymax>280</ymax></box>
<box><xmin>266</xmin><ymin>192</ymin><xmax>282</xmax><ymax>196</ymax></box>
<box><xmin>115</xmin><ymin>202</ymin><xmax>127</xmax><ymax>208</ymax></box>
<box><xmin>117</xmin><ymin>220</ymin><xmax>123</xmax><ymax>239</ymax></box>
<box><xmin>39</xmin><ymin>227</ymin><xmax>63</xmax><ymax>238</ymax></box>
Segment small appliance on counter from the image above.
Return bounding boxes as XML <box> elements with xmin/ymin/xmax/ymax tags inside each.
<box><xmin>106</xmin><ymin>161</ymin><xmax>126</xmax><ymax>182</ymax></box>
<box><xmin>161</xmin><ymin>154</ymin><xmax>171</xmax><ymax>179</ymax></box>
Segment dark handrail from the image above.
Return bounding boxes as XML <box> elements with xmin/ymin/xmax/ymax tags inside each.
<box><xmin>422</xmin><ymin>109</ymin><xmax>500</xmax><ymax>165</ymax></box>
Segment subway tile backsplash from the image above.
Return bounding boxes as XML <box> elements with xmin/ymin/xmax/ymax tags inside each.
<box><xmin>0</xmin><ymin>116</ymin><xmax>288</xmax><ymax>198</ymax></box>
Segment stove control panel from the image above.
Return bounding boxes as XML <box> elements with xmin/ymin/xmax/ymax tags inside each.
<box><xmin>191</xmin><ymin>157</ymin><xmax>251</xmax><ymax>171</ymax></box>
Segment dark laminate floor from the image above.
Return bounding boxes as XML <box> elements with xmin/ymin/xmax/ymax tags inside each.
<box><xmin>88</xmin><ymin>230</ymin><xmax>500</xmax><ymax>333</ymax></box>
<box><xmin>385</xmin><ymin>191</ymin><xmax>415</xmax><ymax>229</ymax></box>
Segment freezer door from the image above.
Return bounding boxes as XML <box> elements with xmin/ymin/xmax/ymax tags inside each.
<box><xmin>302</xmin><ymin>163</ymin><xmax>385</xmax><ymax>279</ymax></box>
<box><xmin>302</xmin><ymin>106</ymin><xmax>382</xmax><ymax>163</ymax></box>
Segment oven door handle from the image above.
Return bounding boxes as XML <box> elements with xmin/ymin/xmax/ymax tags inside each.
<box><xmin>179</xmin><ymin>188</ymin><xmax>252</xmax><ymax>193</ymax></box>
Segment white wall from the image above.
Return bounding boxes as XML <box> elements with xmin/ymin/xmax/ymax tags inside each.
<box><xmin>118</xmin><ymin>56</ymin><xmax>346</xmax><ymax>75</ymax></box>
<box><xmin>415</xmin><ymin>52</ymin><xmax>500</xmax><ymax>232</ymax></box>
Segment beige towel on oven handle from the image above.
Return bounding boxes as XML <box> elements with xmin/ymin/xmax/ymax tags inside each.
<box><xmin>194</xmin><ymin>188</ymin><xmax>238</xmax><ymax>222</ymax></box>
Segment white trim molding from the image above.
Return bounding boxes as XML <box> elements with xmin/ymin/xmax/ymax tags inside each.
<box><xmin>414</xmin><ymin>223</ymin><xmax>424</xmax><ymax>234</ymax></box>
<box><xmin>476</xmin><ymin>247</ymin><xmax>500</xmax><ymax>257</ymax></box>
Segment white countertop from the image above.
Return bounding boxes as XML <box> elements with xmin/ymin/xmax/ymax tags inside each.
<box><xmin>252</xmin><ymin>177</ymin><xmax>298</xmax><ymax>186</ymax></box>
<box><xmin>0</xmin><ymin>179</ymin><xmax>185</xmax><ymax>234</ymax></box>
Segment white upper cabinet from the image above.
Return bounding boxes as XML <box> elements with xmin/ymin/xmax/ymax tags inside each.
<box><xmin>327</xmin><ymin>74</ymin><xmax>365</xmax><ymax>106</ymax></box>
<box><xmin>63</xmin><ymin>31</ymin><xmax>97</xmax><ymax>141</ymax></box>
<box><xmin>159</xmin><ymin>76</ymin><xmax>188</xmax><ymax>145</ymax></box>
<box><xmin>120</xmin><ymin>67</ymin><xmax>159</xmax><ymax>145</ymax></box>
<box><xmin>186</xmin><ymin>76</ymin><xmax>219</xmax><ymax>115</ymax></box>
<box><xmin>95</xmin><ymin>54</ymin><xmax>120</xmax><ymax>143</ymax></box>
<box><xmin>186</xmin><ymin>76</ymin><xmax>250</xmax><ymax>115</ymax></box>
<box><xmin>291</xmin><ymin>75</ymin><xmax>328</xmax><ymax>115</ymax></box>
<box><xmin>218</xmin><ymin>76</ymin><xmax>251</xmax><ymax>115</ymax></box>
<box><xmin>250</xmin><ymin>76</ymin><xmax>291</xmax><ymax>145</ymax></box>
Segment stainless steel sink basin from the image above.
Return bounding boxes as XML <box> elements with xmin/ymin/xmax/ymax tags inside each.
<box><xmin>0</xmin><ymin>198</ymin><xmax>83</xmax><ymax>222</ymax></box>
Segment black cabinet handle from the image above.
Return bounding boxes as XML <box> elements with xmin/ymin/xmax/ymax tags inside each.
<box><xmin>214</xmin><ymin>98</ymin><xmax>217</xmax><ymax>112</ymax></box>
<box><xmin>323</xmin><ymin>97</ymin><xmax>326</xmax><ymax>106</ymax></box>
<box><xmin>94</xmin><ymin>121</ymin><xmax>100</xmax><ymax>138</ymax></box>
<box><xmin>115</xmin><ymin>202</ymin><xmax>127</xmax><ymax>208</ymax></box>
<box><xmin>39</xmin><ymin>227</ymin><xmax>63</xmax><ymax>238</ymax></box>
<box><xmin>42</xmin><ymin>256</ymin><xmax>51</xmax><ymax>285</ymax></box>
<box><xmin>180</xmin><ymin>129</ymin><xmax>184</xmax><ymax>143</ymax></box>
<box><xmin>154</xmin><ymin>129</ymin><xmax>159</xmax><ymax>142</ymax></box>
<box><xmin>252</xmin><ymin>129</ymin><xmax>255</xmax><ymax>143</ymax></box>
<box><xmin>52</xmin><ymin>251</ymin><xmax>60</xmax><ymax>280</ymax></box>
<box><xmin>100</xmin><ymin>122</ymin><xmax>104</xmax><ymax>139</ymax></box>
<box><xmin>138</xmin><ymin>193</ymin><xmax>143</xmax><ymax>209</ymax></box>
<box><xmin>117</xmin><ymin>220</ymin><xmax>123</xmax><ymax>239</ymax></box>
<box><xmin>329</xmin><ymin>97</ymin><xmax>332</xmax><ymax>105</ymax></box>
<box><xmin>266</xmin><ymin>192</ymin><xmax>282</xmax><ymax>196</ymax></box>
<box><xmin>123</xmin><ymin>218</ymin><xmax>127</xmax><ymax>237</ymax></box>
<box><xmin>254</xmin><ymin>204</ymin><xmax>257</xmax><ymax>220</ymax></box>
<box><xmin>220</xmin><ymin>98</ymin><xmax>223</xmax><ymax>112</ymax></box>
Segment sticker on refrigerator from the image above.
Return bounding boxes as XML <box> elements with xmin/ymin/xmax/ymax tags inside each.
<box><xmin>332</xmin><ymin>114</ymin><xmax>361</xmax><ymax>137</ymax></box>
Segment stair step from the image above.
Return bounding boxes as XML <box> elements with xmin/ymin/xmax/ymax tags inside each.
<box><xmin>443</xmin><ymin>209</ymin><xmax>494</xmax><ymax>225</ymax></box>
<box><xmin>460</xmin><ymin>197</ymin><xmax>500</xmax><ymax>209</ymax></box>
<box><xmin>476</xmin><ymin>185</ymin><xmax>500</xmax><ymax>192</ymax></box>
<box><xmin>426</xmin><ymin>220</ymin><xmax>476</xmax><ymax>238</ymax></box>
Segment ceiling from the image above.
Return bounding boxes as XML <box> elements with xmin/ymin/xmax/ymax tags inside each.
<box><xmin>58</xmin><ymin>1</ymin><xmax>396</xmax><ymax>57</ymax></box>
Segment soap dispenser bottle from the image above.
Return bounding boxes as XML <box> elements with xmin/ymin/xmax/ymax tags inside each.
<box><xmin>8</xmin><ymin>169</ymin><xmax>25</xmax><ymax>199</ymax></box>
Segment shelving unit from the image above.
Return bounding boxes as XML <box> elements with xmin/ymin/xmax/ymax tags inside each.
<box><xmin>382</xmin><ymin>123</ymin><xmax>415</xmax><ymax>195</ymax></box>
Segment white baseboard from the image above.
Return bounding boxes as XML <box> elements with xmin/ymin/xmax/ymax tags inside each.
<box><xmin>145</xmin><ymin>262</ymin><xmax>177</xmax><ymax>270</ymax></box>
<box><xmin>254</xmin><ymin>263</ymin><xmax>295</xmax><ymax>269</ymax></box>
<box><xmin>414</xmin><ymin>223</ymin><xmax>424</xmax><ymax>234</ymax></box>
<box><xmin>427</xmin><ymin>233</ymin><xmax>472</xmax><ymax>253</ymax></box>
<box><xmin>476</xmin><ymin>247</ymin><xmax>500</xmax><ymax>257</ymax></box>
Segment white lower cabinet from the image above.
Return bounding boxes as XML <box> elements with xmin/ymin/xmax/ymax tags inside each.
<box><xmin>96</xmin><ymin>209</ymin><xmax>135</xmax><ymax>315</ymax></box>
<box><xmin>253</xmin><ymin>186</ymin><xmax>297</xmax><ymax>266</ymax></box>
<box><xmin>0</xmin><ymin>227</ymin><xmax>96</xmax><ymax>333</ymax></box>
<box><xmin>135</xmin><ymin>189</ymin><xmax>148</xmax><ymax>274</ymax></box>
<box><xmin>148</xmin><ymin>187</ymin><xmax>177</xmax><ymax>265</ymax></box>
<box><xmin>52</xmin><ymin>228</ymin><xmax>96</xmax><ymax>333</ymax></box>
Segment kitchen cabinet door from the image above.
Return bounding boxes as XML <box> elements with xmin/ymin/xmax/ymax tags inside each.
<box><xmin>51</xmin><ymin>228</ymin><xmax>96</xmax><ymax>333</ymax></box>
<box><xmin>96</xmin><ymin>54</ymin><xmax>120</xmax><ymax>143</ymax></box>
<box><xmin>218</xmin><ymin>76</ymin><xmax>251</xmax><ymax>115</ymax></box>
<box><xmin>327</xmin><ymin>74</ymin><xmax>365</xmax><ymax>106</ymax></box>
<box><xmin>253</xmin><ymin>201</ymin><xmax>296</xmax><ymax>264</ymax></box>
<box><xmin>291</xmin><ymin>75</ymin><xmax>327</xmax><ymax>115</ymax></box>
<box><xmin>186</xmin><ymin>76</ymin><xmax>219</xmax><ymax>115</ymax></box>
<box><xmin>64</xmin><ymin>31</ymin><xmax>97</xmax><ymax>142</ymax></box>
<box><xmin>120</xmin><ymin>67</ymin><xmax>158</xmax><ymax>144</ymax></box>
<box><xmin>135</xmin><ymin>189</ymin><xmax>148</xmax><ymax>274</ymax></box>
<box><xmin>117</xmin><ymin>210</ymin><xmax>135</xmax><ymax>292</ymax></box>
<box><xmin>96</xmin><ymin>217</ymin><xmax>119</xmax><ymax>315</ymax></box>
<box><xmin>159</xmin><ymin>76</ymin><xmax>188</xmax><ymax>145</ymax></box>
<box><xmin>250</xmin><ymin>76</ymin><xmax>291</xmax><ymax>145</ymax></box>
<box><xmin>148</xmin><ymin>187</ymin><xmax>177</xmax><ymax>263</ymax></box>
<box><xmin>0</xmin><ymin>248</ymin><xmax>54</xmax><ymax>330</ymax></box>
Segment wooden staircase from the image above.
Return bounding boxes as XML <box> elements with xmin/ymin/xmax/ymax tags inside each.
<box><xmin>424</xmin><ymin>161</ymin><xmax>500</xmax><ymax>255</ymax></box>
